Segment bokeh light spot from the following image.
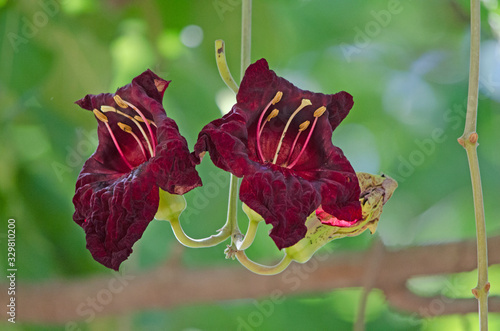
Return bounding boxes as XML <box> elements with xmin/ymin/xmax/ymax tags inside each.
<box><xmin>180</xmin><ymin>25</ymin><xmax>204</xmax><ymax>48</ymax></box>
<box><xmin>215</xmin><ymin>88</ymin><xmax>236</xmax><ymax>115</ymax></box>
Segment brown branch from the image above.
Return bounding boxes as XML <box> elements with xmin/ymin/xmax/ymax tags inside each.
<box><xmin>385</xmin><ymin>283</ymin><xmax>500</xmax><ymax>317</ymax></box>
<box><xmin>6</xmin><ymin>236</ymin><xmax>500</xmax><ymax>325</ymax></box>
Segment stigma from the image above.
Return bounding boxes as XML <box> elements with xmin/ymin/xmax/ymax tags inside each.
<box><xmin>255</xmin><ymin>92</ymin><xmax>327</xmax><ymax>169</ymax></box>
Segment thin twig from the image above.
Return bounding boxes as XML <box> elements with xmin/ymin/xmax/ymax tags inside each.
<box><xmin>458</xmin><ymin>0</ymin><xmax>489</xmax><ymax>329</ymax></box>
<box><xmin>353</xmin><ymin>239</ymin><xmax>385</xmax><ymax>331</ymax></box>
<box><xmin>240</xmin><ymin>0</ymin><xmax>252</xmax><ymax>80</ymax></box>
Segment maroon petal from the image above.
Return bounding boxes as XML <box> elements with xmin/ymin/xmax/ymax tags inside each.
<box><xmin>73</xmin><ymin>161</ymin><xmax>158</xmax><ymax>270</ymax></box>
<box><xmin>149</xmin><ymin>115</ymin><xmax>202</xmax><ymax>195</ymax></box>
<box><xmin>194</xmin><ymin>111</ymin><xmax>251</xmax><ymax>177</ymax></box>
<box><xmin>240</xmin><ymin>168</ymin><xmax>321</xmax><ymax>249</ymax></box>
<box><xmin>236</xmin><ymin>59</ymin><xmax>353</xmax><ymax>133</ymax></box>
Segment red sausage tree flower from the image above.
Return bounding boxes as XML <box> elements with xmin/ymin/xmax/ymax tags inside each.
<box><xmin>73</xmin><ymin>70</ymin><xmax>201</xmax><ymax>270</ymax></box>
<box><xmin>195</xmin><ymin>59</ymin><xmax>362</xmax><ymax>249</ymax></box>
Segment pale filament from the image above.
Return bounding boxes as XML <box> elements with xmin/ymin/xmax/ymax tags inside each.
<box><xmin>287</xmin><ymin>106</ymin><xmax>326</xmax><ymax>169</ymax></box>
<box><xmin>284</xmin><ymin>120</ymin><xmax>310</xmax><ymax>167</ymax></box>
<box><xmin>118</xmin><ymin>122</ymin><xmax>148</xmax><ymax>162</ymax></box>
<box><xmin>93</xmin><ymin>109</ymin><xmax>133</xmax><ymax>170</ymax></box>
<box><xmin>134</xmin><ymin>115</ymin><xmax>158</xmax><ymax>128</ymax></box>
<box><xmin>256</xmin><ymin>109</ymin><xmax>280</xmax><ymax>161</ymax></box>
<box><xmin>271</xmin><ymin>99</ymin><xmax>312</xmax><ymax>165</ymax></box>
<box><xmin>101</xmin><ymin>105</ymin><xmax>155</xmax><ymax>158</ymax></box>
<box><xmin>256</xmin><ymin>91</ymin><xmax>283</xmax><ymax>162</ymax></box>
<box><xmin>114</xmin><ymin>95</ymin><xmax>157</xmax><ymax>157</ymax></box>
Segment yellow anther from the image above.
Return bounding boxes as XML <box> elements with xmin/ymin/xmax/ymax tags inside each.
<box><xmin>93</xmin><ymin>109</ymin><xmax>108</xmax><ymax>123</ymax></box>
<box><xmin>299</xmin><ymin>120</ymin><xmax>310</xmax><ymax>132</ymax></box>
<box><xmin>313</xmin><ymin>106</ymin><xmax>326</xmax><ymax>118</ymax></box>
<box><xmin>101</xmin><ymin>105</ymin><xmax>117</xmax><ymax>113</ymax></box>
<box><xmin>266</xmin><ymin>109</ymin><xmax>279</xmax><ymax>122</ymax></box>
<box><xmin>118</xmin><ymin>122</ymin><xmax>133</xmax><ymax>133</ymax></box>
<box><xmin>272</xmin><ymin>91</ymin><xmax>283</xmax><ymax>105</ymax></box>
<box><xmin>113</xmin><ymin>95</ymin><xmax>128</xmax><ymax>108</ymax></box>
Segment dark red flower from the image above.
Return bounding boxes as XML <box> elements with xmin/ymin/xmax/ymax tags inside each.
<box><xmin>73</xmin><ymin>70</ymin><xmax>201</xmax><ymax>270</ymax></box>
<box><xmin>195</xmin><ymin>59</ymin><xmax>361</xmax><ymax>249</ymax></box>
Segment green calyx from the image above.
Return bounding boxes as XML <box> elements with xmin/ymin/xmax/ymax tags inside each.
<box><xmin>155</xmin><ymin>188</ymin><xmax>187</xmax><ymax>222</ymax></box>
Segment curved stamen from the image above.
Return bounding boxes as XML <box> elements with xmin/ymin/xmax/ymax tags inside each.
<box><xmin>256</xmin><ymin>108</ymin><xmax>280</xmax><ymax>162</ymax></box>
<box><xmin>93</xmin><ymin>109</ymin><xmax>133</xmax><ymax>170</ymax></box>
<box><xmin>113</xmin><ymin>95</ymin><xmax>128</xmax><ymax>108</ymax></box>
<box><xmin>287</xmin><ymin>106</ymin><xmax>326</xmax><ymax>169</ymax></box>
<box><xmin>118</xmin><ymin>122</ymin><xmax>148</xmax><ymax>162</ymax></box>
<box><xmin>272</xmin><ymin>99</ymin><xmax>312</xmax><ymax>164</ymax></box>
<box><xmin>256</xmin><ymin>91</ymin><xmax>283</xmax><ymax>162</ymax></box>
<box><xmin>284</xmin><ymin>120</ymin><xmax>310</xmax><ymax>166</ymax></box>
<box><xmin>259</xmin><ymin>108</ymin><xmax>279</xmax><ymax>136</ymax></box>
<box><xmin>101</xmin><ymin>105</ymin><xmax>155</xmax><ymax>158</ymax></box>
<box><xmin>114</xmin><ymin>95</ymin><xmax>157</xmax><ymax>157</ymax></box>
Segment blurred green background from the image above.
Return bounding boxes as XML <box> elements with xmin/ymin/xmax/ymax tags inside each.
<box><xmin>1</xmin><ymin>0</ymin><xmax>500</xmax><ymax>330</ymax></box>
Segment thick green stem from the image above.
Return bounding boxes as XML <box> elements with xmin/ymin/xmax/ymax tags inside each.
<box><xmin>169</xmin><ymin>218</ymin><xmax>231</xmax><ymax>248</ymax></box>
<box><xmin>458</xmin><ymin>0</ymin><xmax>488</xmax><ymax>329</ymax></box>
<box><xmin>158</xmin><ymin>190</ymin><xmax>231</xmax><ymax>248</ymax></box>
<box><xmin>235</xmin><ymin>220</ymin><xmax>260</xmax><ymax>250</ymax></box>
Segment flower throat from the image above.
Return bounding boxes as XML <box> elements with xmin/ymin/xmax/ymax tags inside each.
<box><xmin>255</xmin><ymin>91</ymin><xmax>326</xmax><ymax>169</ymax></box>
